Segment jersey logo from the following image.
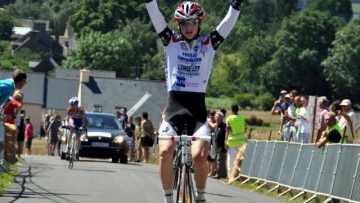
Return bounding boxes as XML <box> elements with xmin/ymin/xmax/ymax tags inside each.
<box><xmin>175</xmin><ymin>76</ymin><xmax>186</xmax><ymax>87</ymax></box>
<box><xmin>203</xmin><ymin>37</ymin><xmax>210</xmax><ymax>45</ymax></box>
<box><xmin>172</xmin><ymin>34</ymin><xmax>180</xmax><ymax>43</ymax></box>
<box><xmin>180</xmin><ymin>42</ymin><xmax>188</xmax><ymax>51</ymax></box>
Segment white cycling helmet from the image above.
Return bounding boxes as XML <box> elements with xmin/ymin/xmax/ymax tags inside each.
<box><xmin>69</xmin><ymin>97</ymin><xmax>79</xmax><ymax>106</ymax></box>
<box><xmin>174</xmin><ymin>1</ymin><xmax>205</xmax><ymax>23</ymax></box>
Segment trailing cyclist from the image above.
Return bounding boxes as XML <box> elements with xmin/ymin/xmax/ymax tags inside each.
<box><xmin>66</xmin><ymin>97</ymin><xmax>87</xmax><ymax>160</ymax></box>
<box><xmin>145</xmin><ymin>0</ymin><xmax>244</xmax><ymax>202</ymax></box>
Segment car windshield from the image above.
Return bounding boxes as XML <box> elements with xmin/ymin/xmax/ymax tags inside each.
<box><xmin>86</xmin><ymin>114</ymin><xmax>121</xmax><ymax>130</ymax></box>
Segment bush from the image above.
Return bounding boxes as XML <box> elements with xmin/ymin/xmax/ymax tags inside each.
<box><xmin>246</xmin><ymin>115</ymin><xmax>269</xmax><ymax>126</ymax></box>
<box><xmin>232</xmin><ymin>92</ymin><xmax>275</xmax><ymax>110</ymax></box>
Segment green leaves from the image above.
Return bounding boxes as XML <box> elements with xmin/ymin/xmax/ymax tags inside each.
<box><xmin>322</xmin><ymin>22</ymin><xmax>360</xmax><ymax>101</ymax></box>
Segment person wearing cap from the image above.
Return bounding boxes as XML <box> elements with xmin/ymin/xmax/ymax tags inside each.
<box><xmin>337</xmin><ymin>99</ymin><xmax>356</xmax><ymax>143</ymax></box>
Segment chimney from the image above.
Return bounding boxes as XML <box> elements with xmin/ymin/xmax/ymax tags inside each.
<box><xmin>80</xmin><ymin>69</ymin><xmax>90</xmax><ymax>83</ymax></box>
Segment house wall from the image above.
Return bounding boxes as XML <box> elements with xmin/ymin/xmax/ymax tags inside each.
<box><xmin>80</xmin><ymin>78</ymin><xmax>167</xmax><ymax>127</ymax></box>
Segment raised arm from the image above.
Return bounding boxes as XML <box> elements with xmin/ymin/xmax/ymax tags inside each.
<box><xmin>145</xmin><ymin>0</ymin><xmax>175</xmax><ymax>47</ymax></box>
<box><xmin>211</xmin><ymin>0</ymin><xmax>243</xmax><ymax>50</ymax></box>
<box><xmin>145</xmin><ymin>0</ymin><xmax>167</xmax><ymax>33</ymax></box>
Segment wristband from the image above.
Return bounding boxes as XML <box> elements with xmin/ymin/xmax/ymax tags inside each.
<box><xmin>231</xmin><ymin>0</ymin><xmax>243</xmax><ymax>10</ymax></box>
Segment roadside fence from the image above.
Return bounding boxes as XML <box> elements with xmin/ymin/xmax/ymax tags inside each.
<box><xmin>239</xmin><ymin>140</ymin><xmax>360</xmax><ymax>202</ymax></box>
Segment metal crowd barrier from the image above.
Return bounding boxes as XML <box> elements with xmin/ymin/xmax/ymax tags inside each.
<box><xmin>239</xmin><ymin>140</ymin><xmax>360</xmax><ymax>202</ymax></box>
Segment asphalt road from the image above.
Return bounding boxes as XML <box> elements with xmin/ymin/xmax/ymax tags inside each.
<box><xmin>1</xmin><ymin>156</ymin><xmax>286</xmax><ymax>203</ymax></box>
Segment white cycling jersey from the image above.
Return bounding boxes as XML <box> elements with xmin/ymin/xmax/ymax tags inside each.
<box><xmin>146</xmin><ymin>0</ymin><xmax>240</xmax><ymax>93</ymax></box>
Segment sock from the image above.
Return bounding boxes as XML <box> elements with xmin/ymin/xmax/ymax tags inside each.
<box><xmin>196</xmin><ymin>188</ymin><xmax>206</xmax><ymax>201</ymax></box>
<box><xmin>163</xmin><ymin>189</ymin><xmax>174</xmax><ymax>203</ymax></box>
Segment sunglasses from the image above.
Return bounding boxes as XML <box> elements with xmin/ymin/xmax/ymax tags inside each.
<box><xmin>179</xmin><ymin>19</ymin><xmax>199</xmax><ymax>26</ymax></box>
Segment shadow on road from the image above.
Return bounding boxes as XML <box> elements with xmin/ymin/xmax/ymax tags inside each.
<box><xmin>2</xmin><ymin>164</ymin><xmax>84</xmax><ymax>203</ymax></box>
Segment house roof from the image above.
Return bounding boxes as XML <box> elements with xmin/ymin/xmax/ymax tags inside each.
<box><xmin>13</xmin><ymin>27</ymin><xmax>32</xmax><ymax>35</ymax></box>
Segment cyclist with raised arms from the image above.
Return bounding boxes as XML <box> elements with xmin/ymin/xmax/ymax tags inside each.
<box><xmin>66</xmin><ymin>97</ymin><xmax>86</xmax><ymax>160</ymax></box>
<box><xmin>145</xmin><ymin>0</ymin><xmax>243</xmax><ymax>202</ymax></box>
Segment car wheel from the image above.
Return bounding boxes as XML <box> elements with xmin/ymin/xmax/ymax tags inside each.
<box><xmin>120</xmin><ymin>155</ymin><xmax>128</xmax><ymax>164</ymax></box>
<box><xmin>112</xmin><ymin>157</ymin><xmax>119</xmax><ymax>163</ymax></box>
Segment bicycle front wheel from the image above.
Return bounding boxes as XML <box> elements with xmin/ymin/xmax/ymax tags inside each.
<box><xmin>177</xmin><ymin>165</ymin><xmax>192</xmax><ymax>203</ymax></box>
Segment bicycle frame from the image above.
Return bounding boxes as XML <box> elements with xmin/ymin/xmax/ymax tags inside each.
<box><xmin>157</xmin><ymin>135</ymin><xmax>210</xmax><ymax>203</ymax></box>
<box><xmin>68</xmin><ymin>127</ymin><xmax>85</xmax><ymax>170</ymax></box>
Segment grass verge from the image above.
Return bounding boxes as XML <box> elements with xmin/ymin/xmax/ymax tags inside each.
<box><xmin>0</xmin><ymin>164</ymin><xmax>19</xmax><ymax>193</ymax></box>
<box><xmin>226</xmin><ymin>178</ymin><xmax>347</xmax><ymax>203</ymax></box>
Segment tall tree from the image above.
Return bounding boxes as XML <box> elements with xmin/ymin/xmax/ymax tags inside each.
<box><xmin>62</xmin><ymin>31</ymin><xmax>134</xmax><ymax>77</ymax></box>
<box><xmin>307</xmin><ymin>0</ymin><xmax>353</xmax><ymax>22</ymax></box>
<box><xmin>259</xmin><ymin>10</ymin><xmax>344</xmax><ymax>96</ymax></box>
<box><xmin>322</xmin><ymin>22</ymin><xmax>360</xmax><ymax>102</ymax></box>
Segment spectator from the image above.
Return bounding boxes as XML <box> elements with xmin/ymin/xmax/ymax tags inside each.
<box><xmin>220</xmin><ymin>108</ymin><xmax>227</xmax><ymax>123</ymax></box>
<box><xmin>25</xmin><ymin>117</ymin><xmax>33</xmax><ymax>155</ymax></box>
<box><xmin>43</xmin><ymin>114</ymin><xmax>51</xmax><ymax>139</ymax></box>
<box><xmin>316</xmin><ymin>112</ymin><xmax>343</xmax><ymax>148</ymax></box>
<box><xmin>316</xmin><ymin>96</ymin><xmax>329</xmax><ymax>143</ymax></box>
<box><xmin>212</xmin><ymin>112</ymin><xmax>227</xmax><ymax>179</ymax></box>
<box><xmin>0</xmin><ymin>69</ymin><xmax>27</xmax><ymax>108</ymax></box>
<box><xmin>115</xmin><ymin>111</ymin><xmax>122</xmax><ymax>123</ymax></box>
<box><xmin>126</xmin><ymin>116</ymin><xmax>136</xmax><ymax>162</ymax></box>
<box><xmin>134</xmin><ymin>116</ymin><xmax>143</xmax><ymax>162</ymax></box>
<box><xmin>207</xmin><ymin>110</ymin><xmax>217</xmax><ymax>177</ymax></box>
<box><xmin>225</xmin><ymin>104</ymin><xmax>246</xmax><ymax>180</ymax></box>
<box><xmin>47</xmin><ymin>114</ymin><xmax>62</xmax><ymax>156</ymax></box>
<box><xmin>120</xmin><ymin>107</ymin><xmax>128</xmax><ymax>130</ymax></box>
<box><xmin>16</xmin><ymin>110</ymin><xmax>26</xmax><ymax>157</ymax></box>
<box><xmin>3</xmin><ymin>91</ymin><xmax>23</xmax><ymax>162</ymax></box>
<box><xmin>337</xmin><ymin>99</ymin><xmax>356</xmax><ymax>143</ymax></box>
<box><xmin>295</xmin><ymin>96</ymin><xmax>311</xmax><ymax>143</ymax></box>
<box><xmin>282</xmin><ymin>95</ymin><xmax>299</xmax><ymax>141</ymax></box>
<box><xmin>141</xmin><ymin>112</ymin><xmax>154</xmax><ymax>163</ymax></box>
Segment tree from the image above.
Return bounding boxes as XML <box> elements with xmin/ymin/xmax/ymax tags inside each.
<box><xmin>307</xmin><ymin>0</ymin><xmax>353</xmax><ymax>22</ymax></box>
<box><xmin>6</xmin><ymin>0</ymin><xmax>51</xmax><ymax>20</ymax></box>
<box><xmin>259</xmin><ymin>10</ymin><xmax>345</xmax><ymax>96</ymax></box>
<box><xmin>322</xmin><ymin>22</ymin><xmax>360</xmax><ymax>102</ymax></box>
<box><xmin>0</xmin><ymin>41</ymin><xmax>38</xmax><ymax>71</ymax></box>
<box><xmin>62</xmin><ymin>31</ymin><xmax>135</xmax><ymax>77</ymax></box>
<box><xmin>0</xmin><ymin>11</ymin><xmax>14</xmax><ymax>40</ymax></box>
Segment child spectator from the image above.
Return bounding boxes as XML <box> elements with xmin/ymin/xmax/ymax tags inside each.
<box><xmin>25</xmin><ymin>117</ymin><xmax>33</xmax><ymax>155</ymax></box>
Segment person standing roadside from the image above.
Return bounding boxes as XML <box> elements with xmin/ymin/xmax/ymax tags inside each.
<box><xmin>337</xmin><ymin>99</ymin><xmax>356</xmax><ymax>143</ymax></box>
<box><xmin>295</xmin><ymin>96</ymin><xmax>311</xmax><ymax>143</ymax></box>
<box><xmin>134</xmin><ymin>116</ymin><xmax>143</xmax><ymax>162</ymax></box>
<box><xmin>16</xmin><ymin>110</ymin><xmax>26</xmax><ymax>157</ymax></box>
<box><xmin>47</xmin><ymin>114</ymin><xmax>62</xmax><ymax>156</ymax></box>
<box><xmin>212</xmin><ymin>112</ymin><xmax>227</xmax><ymax>179</ymax></box>
<box><xmin>225</xmin><ymin>104</ymin><xmax>246</xmax><ymax>181</ymax></box>
<box><xmin>141</xmin><ymin>112</ymin><xmax>154</xmax><ymax>163</ymax></box>
<box><xmin>316</xmin><ymin>97</ymin><xmax>330</xmax><ymax>143</ymax></box>
<box><xmin>207</xmin><ymin>110</ymin><xmax>217</xmax><ymax>177</ymax></box>
<box><xmin>25</xmin><ymin>117</ymin><xmax>33</xmax><ymax>155</ymax></box>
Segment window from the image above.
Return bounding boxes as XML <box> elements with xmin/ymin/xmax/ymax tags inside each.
<box><xmin>93</xmin><ymin>105</ymin><xmax>102</xmax><ymax>112</ymax></box>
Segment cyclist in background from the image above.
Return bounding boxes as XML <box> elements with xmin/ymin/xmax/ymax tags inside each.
<box><xmin>66</xmin><ymin>97</ymin><xmax>86</xmax><ymax>160</ymax></box>
<box><xmin>145</xmin><ymin>0</ymin><xmax>244</xmax><ymax>202</ymax></box>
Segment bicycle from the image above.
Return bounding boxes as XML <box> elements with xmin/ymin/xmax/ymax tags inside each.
<box><xmin>67</xmin><ymin>127</ymin><xmax>85</xmax><ymax>169</ymax></box>
<box><xmin>156</xmin><ymin>134</ymin><xmax>210</xmax><ymax>203</ymax></box>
